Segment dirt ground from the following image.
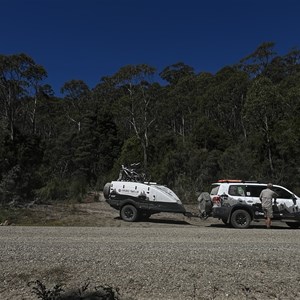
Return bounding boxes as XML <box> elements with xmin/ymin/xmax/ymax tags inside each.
<box><xmin>1</xmin><ymin>191</ymin><xmax>292</xmax><ymax>229</ymax></box>
<box><xmin>54</xmin><ymin>197</ymin><xmax>207</xmax><ymax>228</ymax></box>
<box><xmin>11</xmin><ymin>192</ymin><xmax>289</xmax><ymax>229</ymax></box>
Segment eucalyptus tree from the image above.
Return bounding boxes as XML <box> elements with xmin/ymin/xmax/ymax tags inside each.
<box><xmin>194</xmin><ymin>67</ymin><xmax>249</xmax><ymax>150</ymax></box>
<box><xmin>159</xmin><ymin>62</ymin><xmax>194</xmax><ymax>85</ymax></box>
<box><xmin>37</xmin><ymin>80</ymin><xmax>92</xmax><ymax>199</ymax></box>
<box><xmin>61</xmin><ymin>79</ymin><xmax>91</xmax><ymax>132</ymax></box>
<box><xmin>272</xmin><ymin>70</ymin><xmax>300</xmax><ymax>188</ymax></box>
<box><xmin>0</xmin><ymin>54</ymin><xmax>48</xmax><ymax>204</ymax></box>
<box><xmin>0</xmin><ymin>53</ymin><xmax>47</xmax><ymax>140</ymax></box>
<box><xmin>107</xmin><ymin>64</ymin><xmax>157</xmax><ymax>171</ymax></box>
<box><xmin>243</xmin><ymin>76</ymin><xmax>283</xmax><ymax>176</ymax></box>
<box><xmin>238</xmin><ymin>42</ymin><xmax>277</xmax><ymax>77</ymax></box>
<box><xmin>159</xmin><ymin>62</ymin><xmax>196</xmax><ymax>142</ymax></box>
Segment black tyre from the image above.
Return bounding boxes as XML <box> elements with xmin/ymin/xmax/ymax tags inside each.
<box><xmin>230</xmin><ymin>209</ymin><xmax>251</xmax><ymax>229</ymax></box>
<box><xmin>120</xmin><ymin>205</ymin><xmax>138</xmax><ymax>222</ymax></box>
<box><xmin>286</xmin><ymin>222</ymin><xmax>300</xmax><ymax>229</ymax></box>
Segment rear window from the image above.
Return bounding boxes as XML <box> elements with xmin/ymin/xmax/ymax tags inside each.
<box><xmin>210</xmin><ymin>185</ymin><xmax>220</xmax><ymax>195</ymax></box>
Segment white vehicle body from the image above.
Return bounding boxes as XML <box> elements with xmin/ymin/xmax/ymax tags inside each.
<box><xmin>199</xmin><ymin>180</ymin><xmax>300</xmax><ymax>228</ymax></box>
<box><xmin>104</xmin><ymin>180</ymin><xmax>186</xmax><ymax>222</ymax></box>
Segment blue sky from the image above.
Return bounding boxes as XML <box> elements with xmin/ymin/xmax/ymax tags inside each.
<box><xmin>1</xmin><ymin>0</ymin><xmax>300</xmax><ymax>95</ymax></box>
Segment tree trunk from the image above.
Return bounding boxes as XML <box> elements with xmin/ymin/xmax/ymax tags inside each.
<box><xmin>264</xmin><ymin>115</ymin><xmax>274</xmax><ymax>172</ymax></box>
<box><xmin>142</xmin><ymin>142</ymin><xmax>147</xmax><ymax>172</ymax></box>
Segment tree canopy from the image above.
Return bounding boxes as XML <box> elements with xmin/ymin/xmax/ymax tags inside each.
<box><xmin>1</xmin><ymin>43</ymin><xmax>300</xmax><ymax>205</ymax></box>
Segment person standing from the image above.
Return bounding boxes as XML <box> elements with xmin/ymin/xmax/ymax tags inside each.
<box><xmin>259</xmin><ymin>183</ymin><xmax>278</xmax><ymax>229</ymax></box>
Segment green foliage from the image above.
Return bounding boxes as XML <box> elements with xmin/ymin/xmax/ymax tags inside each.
<box><xmin>35</xmin><ymin>178</ymin><xmax>69</xmax><ymax>202</ymax></box>
<box><xmin>1</xmin><ymin>43</ymin><xmax>300</xmax><ymax>205</ymax></box>
<box><xmin>0</xmin><ymin>132</ymin><xmax>43</xmax><ymax>205</ymax></box>
<box><xmin>238</xmin><ymin>41</ymin><xmax>277</xmax><ymax>76</ymax></box>
<box><xmin>159</xmin><ymin>62</ymin><xmax>195</xmax><ymax>85</ymax></box>
<box><xmin>117</xmin><ymin>136</ymin><xmax>142</xmax><ymax>166</ymax></box>
<box><xmin>30</xmin><ymin>280</ymin><xmax>64</xmax><ymax>300</ymax></box>
<box><xmin>68</xmin><ymin>177</ymin><xmax>87</xmax><ymax>202</ymax></box>
<box><xmin>29</xmin><ymin>279</ymin><xmax>121</xmax><ymax>300</ymax></box>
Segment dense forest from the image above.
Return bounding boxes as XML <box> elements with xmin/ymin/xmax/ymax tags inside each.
<box><xmin>1</xmin><ymin>42</ymin><xmax>300</xmax><ymax>205</ymax></box>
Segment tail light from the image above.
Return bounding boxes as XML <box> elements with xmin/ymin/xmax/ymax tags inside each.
<box><xmin>212</xmin><ymin>196</ymin><xmax>221</xmax><ymax>206</ymax></box>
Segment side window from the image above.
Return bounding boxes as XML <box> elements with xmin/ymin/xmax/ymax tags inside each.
<box><xmin>210</xmin><ymin>185</ymin><xmax>220</xmax><ymax>195</ymax></box>
<box><xmin>246</xmin><ymin>185</ymin><xmax>266</xmax><ymax>197</ymax></box>
<box><xmin>272</xmin><ymin>187</ymin><xmax>293</xmax><ymax>199</ymax></box>
<box><xmin>228</xmin><ymin>185</ymin><xmax>246</xmax><ymax>196</ymax></box>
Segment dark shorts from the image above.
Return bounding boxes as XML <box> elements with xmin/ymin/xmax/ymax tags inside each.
<box><xmin>263</xmin><ymin>207</ymin><xmax>273</xmax><ymax>218</ymax></box>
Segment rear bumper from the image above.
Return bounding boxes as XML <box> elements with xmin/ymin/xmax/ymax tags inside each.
<box><xmin>212</xmin><ymin>206</ymin><xmax>231</xmax><ymax>219</ymax></box>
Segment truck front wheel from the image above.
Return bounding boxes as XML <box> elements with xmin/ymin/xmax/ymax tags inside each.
<box><xmin>120</xmin><ymin>205</ymin><xmax>138</xmax><ymax>222</ymax></box>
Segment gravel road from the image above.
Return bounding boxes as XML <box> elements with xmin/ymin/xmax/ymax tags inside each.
<box><xmin>1</xmin><ymin>222</ymin><xmax>300</xmax><ymax>300</ymax></box>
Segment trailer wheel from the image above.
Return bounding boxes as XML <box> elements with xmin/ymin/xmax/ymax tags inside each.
<box><xmin>120</xmin><ymin>205</ymin><xmax>138</xmax><ymax>222</ymax></box>
<box><xmin>230</xmin><ymin>209</ymin><xmax>251</xmax><ymax>229</ymax></box>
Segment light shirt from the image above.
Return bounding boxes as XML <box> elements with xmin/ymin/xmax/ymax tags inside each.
<box><xmin>260</xmin><ymin>188</ymin><xmax>277</xmax><ymax>208</ymax></box>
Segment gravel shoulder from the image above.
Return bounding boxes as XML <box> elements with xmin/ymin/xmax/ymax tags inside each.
<box><xmin>1</xmin><ymin>200</ymin><xmax>300</xmax><ymax>300</ymax></box>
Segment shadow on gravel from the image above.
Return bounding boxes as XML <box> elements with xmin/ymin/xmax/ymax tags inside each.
<box><xmin>144</xmin><ymin>219</ymin><xmax>191</xmax><ymax>225</ymax></box>
<box><xmin>114</xmin><ymin>216</ymin><xmax>191</xmax><ymax>225</ymax></box>
<box><xmin>209</xmin><ymin>223</ymin><xmax>294</xmax><ymax>230</ymax></box>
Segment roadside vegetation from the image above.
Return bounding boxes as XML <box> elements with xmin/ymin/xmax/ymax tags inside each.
<box><xmin>0</xmin><ymin>203</ymin><xmax>82</xmax><ymax>226</ymax></box>
<box><xmin>29</xmin><ymin>279</ymin><xmax>120</xmax><ymax>300</ymax></box>
<box><xmin>1</xmin><ymin>42</ymin><xmax>300</xmax><ymax>208</ymax></box>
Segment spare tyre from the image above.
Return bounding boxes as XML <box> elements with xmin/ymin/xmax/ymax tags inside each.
<box><xmin>198</xmin><ymin>192</ymin><xmax>212</xmax><ymax>218</ymax></box>
<box><xmin>103</xmin><ymin>182</ymin><xmax>112</xmax><ymax>200</ymax></box>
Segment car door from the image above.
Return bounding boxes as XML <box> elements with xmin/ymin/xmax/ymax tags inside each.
<box><xmin>272</xmin><ymin>185</ymin><xmax>299</xmax><ymax>218</ymax></box>
<box><xmin>243</xmin><ymin>185</ymin><xmax>266</xmax><ymax>218</ymax></box>
<box><xmin>243</xmin><ymin>184</ymin><xmax>265</xmax><ymax>205</ymax></box>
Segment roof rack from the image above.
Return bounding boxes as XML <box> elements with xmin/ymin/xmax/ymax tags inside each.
<box><xmin>218</xmin><ymin>179</ymin><xmax>242</xmax><ymax>183</ymax></box>
<box><xmin>218</xmin><ymin>179</ymin><xmax>260</xmax><ymax>183</ymax></box>
<box><xmin>243</xmin><ymin>180</ymin><xmax>260</xmax><ymax>183</ymax></box>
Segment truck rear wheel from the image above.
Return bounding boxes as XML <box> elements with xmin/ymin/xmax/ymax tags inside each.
<box><xmin>120</xmin><ymin>205</ymin><xmax>138</xmax><ymax>222</ymax></box>
<box><xmin>230</xmin><ymin>209</ymin><xmax>251</xmax><ymax>229</ymax></box>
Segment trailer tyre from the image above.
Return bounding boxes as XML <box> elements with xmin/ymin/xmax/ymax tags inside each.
<box><xmin>230</xmin><ymin>209</ymin><xmax>251</xmax><ymax>229</ymax></box>
<box><xmin>120</xmin><ymin>205</ymin><xmax>138</xmax><ymax>222</ymax></box>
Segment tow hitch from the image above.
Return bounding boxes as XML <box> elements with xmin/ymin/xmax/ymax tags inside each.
<box><xmin>184</xmin><ymin>211</ymin><xmax>210</xmax><ymax>220</ymax></box>
<box><xmin>184</xmin><ymin>211</ymin><xmax>201</xmax><ymax>218</ymax></box>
